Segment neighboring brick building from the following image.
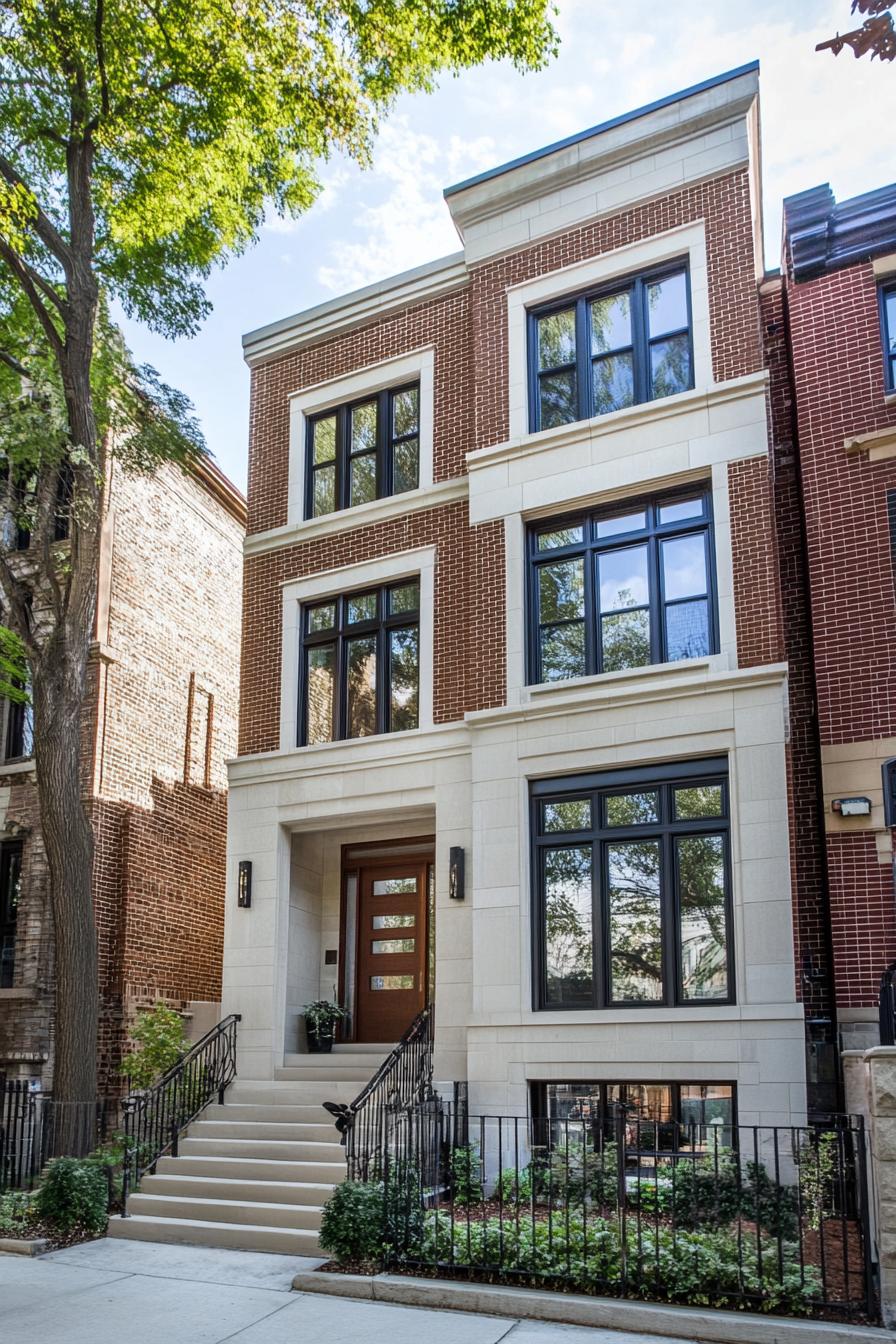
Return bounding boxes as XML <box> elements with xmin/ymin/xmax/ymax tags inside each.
<box><xmin>223</xmin><ymin>62</ymin><xmax>828</xmax><ymax>1129</ymax></box>
<box><xmin>0</xmin><ymin>455</ymin><xmax>246</xmax><ymax>1093</ymax></box>
<box><xmin>782</xmin><ymin>183</ymin><xmax>896</xmax><ymax>1055</ymax></box>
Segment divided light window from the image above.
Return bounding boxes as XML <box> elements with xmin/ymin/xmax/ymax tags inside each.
<box><xmin>306</xmin><ymin>384</ymin><xmax>420</xmax><ymax>518</ymax></box>
<box><xmin>531</xmin><ymin>760</ymin><xmax>733</xmax><ymax>1011</ymax></box>
<box><xmin>881</xmin><ymin>281</ymin><xmax>896</xmax><ymax>391</ymax></box>
<box><xmin>301</xmin><ymin>582</ymin><xmax>419</xmax><ymax>745</ymax></box>
<box><xmin>529</xmin><ymin>264</ymin><xmax>693</xmax><ymax>432</ymax></box>
<box><xmin>0</xmin><ymin>838</ymin><xmax>23</xmax><ymax>989</ymax></box>
<box><xmin>528</xmin><ymin>489</ymin><xmax>716</xmax><ymax>684</ymax></box>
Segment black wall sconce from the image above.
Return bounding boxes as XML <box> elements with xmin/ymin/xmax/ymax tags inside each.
<box><xmin>449</xmin><ymin>846</ymin><xmax>465</xmax><ymax>901</ymax></box>
<box><xmin>237</xmin><ymin>860</ymin><xmax>252</xmax><ymax>908</ymax></box>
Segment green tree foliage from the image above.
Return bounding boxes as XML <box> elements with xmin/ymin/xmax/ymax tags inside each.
<box><xmin>32</xmin><ymin>1156</ymin><xmax>108</xmax><ymax>1234</ymax></box>
<box><xmin>0</xmin><ymin>0</ymin><xmax>557</xmax><ymax>1132</ymax></box>
<box><xmin>119</xmin><ymin>1001</ymin><xmax>189</xmax><ymax>1089</ymax></box>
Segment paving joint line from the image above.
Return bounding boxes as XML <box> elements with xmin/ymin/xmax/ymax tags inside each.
<box><xmin>213</xmin><ymin>1296</ymin><xmax>297</xmax><ymax>1344</ymax></box>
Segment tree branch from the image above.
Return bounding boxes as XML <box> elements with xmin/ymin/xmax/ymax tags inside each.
<box><xmin>0</xmin><ymin>348</ymin><xmax>31</xmax><ymax>379</ymax></box>
<box><xmin>0</xmin><ymin>152</ymin><xmax>74</xmax><ymax>275</ymax></box>
<box><xmin>0</xmin><ymin>235</ymin><xmax>65</xmax><ymax>362</ymax></box>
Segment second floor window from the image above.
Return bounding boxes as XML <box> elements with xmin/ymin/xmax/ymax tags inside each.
<box><xmin>306</xmin><ymin>384</ymin><xmax>420</xmax><ymax>519</ymax></box>
<box><xmin>0</xmin><ymin>838</ymin><xmax>22</xmax><ymax>989</ymax></box>
<box><xmin>528</xmin><ymin>489</ymin><xmax>716</xmax><ymax>685</ymax></box>
<box><xmin>301</xmin><ymin>582</ymin><xmax>419</xmax><ymax>745</ymax></box>
<box><xmin>881</xmin><ymin>281</ymin><xmax>896</xmax><ymax>392</ymax></box>
<box><xmin>529</xmin><ymin>264</ymin><xmax>693</xmax><ymax>432</ymax></box>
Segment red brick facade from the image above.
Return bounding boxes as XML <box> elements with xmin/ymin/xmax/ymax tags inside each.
<box><xmin>0</xmin><ymin>459</ymin><xmax>245</xmax><ymax>1093</ymax></box>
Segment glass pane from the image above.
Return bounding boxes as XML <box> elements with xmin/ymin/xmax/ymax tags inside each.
<box><xmin>680</xmin><ymin>1083</ymin><xmax>734</xmax><ymax>1150</ymax></box>
<box><xmin>678</xmin><ymin>834</ymin><xmax>728</xmax><ymax>1000</ymax></box>
<box><xmin>665</xmin><ymin>599</ymin><xmax>709</xmax><ymax>662</ymax></box>
<box><xmin>544</xmin><ymin>846</ymin><xmax>593</xmax><ymax>1006</ymax></box>
<box><xmin>605</xmin><ymin>792</ymin><xmax>659</xmax><ymax>826</ymax></box>
<box><xmin>389</xmin><ymin>626</ymin><xmax>419</xmax><ymax>732</ymax></box>
<box><xmin>591</xmin><ymin>291</ymin><xmax>631</xmax><ymax>353</ymax></box>
<box><xmin>371</xmin><ymin>938</ymin><xmax>415</xmax><ymax>954</ymax></box>
<box><xmin>312</xmin><ymin>415</ymin><xmax>336</xmax><ymax>464</ymax></box>
<box><xmin>674</xmin><ymin>784</ymin><xmax>724</xmax><ymax>820</ymax></box>
<box><xmin>598</xmin><ymin>545</ymin><xmax>648</xmax><ymax>611</ymax></box>
<box><xmin>542</xmin><ymin>798</ymin><xmax>592</xmax><ymax>832</ymax></box>
<box><xmin>648</xmin><ymin>271</ymin><xmax>688</xmax><ymax>336</ymax></box>
<box><xmin>539</xmin><ymin>558</ymin><xmax>584</xmax><ymax>623</ymax></box>
<box><xmin>601</xmin><ymin>609</ymin><xmax>650</xmax><ymax>672</ymax></box>
<box><xmin>887</xmin><ymin>290</ymin><xmax>896</xmax><ymax>354</ymax></box>
<box><xmin>393</xmin><ymin>436</ymin><xmax>419</xmax><ymax>493</ymax></box>
<box><xmin>346</xmin><ymin>635</ymin><xmax>377</xmax><ymax>738</ymax></box>
<box><xmin>608</xmin><ymin>840</ymin><xmax>663</xmax><ymax>1002</ymax></box>
<box><xmin>596</xmin><ymin>510</ymin><xmax>646</xmax><ymax>539</ymax></box>
<box><xmin>306</xmin><ymin>644</ymin><xmax>335</xmax><ymax>745</ymax></box>
<box><xmin>650</xmin><ymin>333</ymin><xmax>691</xmax><ymax>399</ymax></box>
<box><xmin>538</xmin><ymin>308</ymin><xmax>576</xmax><ymax>370</ymax></box>
<box><xmin>372</xmin><ymin>877</ymin><xmax>417</xmax><ymax>895</ymax></box>
<box><xmin>312</xmin><ymin>464</ymin><xmax>336</xmax><ymax>517</ymax></box>
<box><xmin>347</xmin><ymin>592</ymin><xmax>376</xmax><ymax>624</ymax></box>
<box><xmin>537</xmin><ymin>525</ymin><xmax>584</xmax><ymax>551</ymax></box>
<box><xmin>540</xmin><ymin>622</ymin><xmax>586</xmax><ymax>682</ymax></box>
<box><xmin>370</xmin><ymin>975</ymin><xmax>415</xmax><ymax>990</ymax></box>
<box><xmin>372</xmin><ymin>914</ymin><xmax>415</xmax><ymax>929</ymax></box>
<box><xmin>307</xmin><ymin>603</ymin><xmax>335</xmax><ymax>633</ymax></box>
<box><xmin>539</xmin><ymin>370</ymin><xmax>577</xmax><ymax>429</ymax></box>
<box><xmin>350</xmin><ymin>453</ymin><xmax>376</xmax><ymax>506</ymax></box>
<box><xmin>593</xmin><ymin>353</ymin><xmax>634</xmax><ymax>414</ymax></box>
<box><xmin>389</xmin><ymin>583</ymin><xmax>419</xmax><ymax>614</ymax></box>
<box><xmin>351</xmin><ymin>400</ymin><xmax>377</xmax><ymax>454</ymax></box>
<box><xmin>659</xmin><ymin>497</ymin><xmax>703</xmax><ymax>525</ymax></box>
<box><xmin>392</xmin><ymin>386</ymin><xmax>419</xmax><ymax>437</ymax></box>
<box><xmin>662</xmin><ymin>534</ymin><xmax>707</xmax><ymax>600</ymax></box>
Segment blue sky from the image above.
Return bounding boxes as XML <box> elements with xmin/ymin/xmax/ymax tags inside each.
<box><xmin>116</xmin><ymin>0</ymin><xmax>896</xmax><ymax>492</ymax></box>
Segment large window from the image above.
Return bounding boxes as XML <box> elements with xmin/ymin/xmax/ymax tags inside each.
<box><xmin>528</xmin><ymin>489</ymin><xmax>716</xmax><ymax>685</ymax></box>
<box><xmin>531</xmin><ymin>759</ymin><xmax>733</xmax><ymax>1010</ymax></box>
<box><xmin>300</xmin><ymin>581</ymin><xmax>419</xmax><ymax>745</ymax></box>
<box><xmin>534</xmin><ymin>1080</ymin><xmax>735</xmax><ymax>1152</ymax></box>
<box><xmin>306</xmin><ymin>383</ymin><xmax>420</xmax><ymax>518</ymax></box>
<box><xmin>529</xmin><ymin>264</ymin><xmax>692</xmax><ymax>432</ymax></box>
<box><xmin>0</xmin><ymin>839</ymin><xmax>23</xmax><ymax>989</ymax></box>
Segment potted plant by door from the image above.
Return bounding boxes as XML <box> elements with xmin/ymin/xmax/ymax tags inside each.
<box><xmin>302</xmin><ymin>1000</ymin><xmax>348</xmax><ymax>1053</ymax></box>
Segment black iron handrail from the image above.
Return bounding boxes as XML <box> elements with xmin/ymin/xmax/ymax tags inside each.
<box><xmin>120</xmin><ymin>1012</ymin><xmax>240</xmax><ymax>1215</ymax></box>
<box><xmin>880</xmin><ymin>961</ymin><xmax>896</xmax><ymax>1045</ymax></box>
<box><xmin>324</xmin><ymin>1003</ymin><xmax>435</xmax><ymax>1180</ymax></box>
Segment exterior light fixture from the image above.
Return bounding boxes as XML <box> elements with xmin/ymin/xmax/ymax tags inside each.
<box><xmin>831</xmin><ymin>797</ymin><xmax>872</xmax><ymax>817</ymax></box>
<box><xmin>449</xmin><ymin>847</ymin><xmax>465</xmax><ymax>901</ymax></box>
<box><xmin>237</xmin><ymin>860</ymin><xmax>252</xmax><ymax>907</ymax></box>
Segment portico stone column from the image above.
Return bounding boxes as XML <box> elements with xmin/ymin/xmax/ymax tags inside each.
<box><xmin>864</xmin><ymin>1046</ymin><xmax>896</xmax><ymax>1326</ymax></box>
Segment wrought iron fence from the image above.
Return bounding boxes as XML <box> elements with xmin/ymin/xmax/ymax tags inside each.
<box><xmin>120</xmin><ymin>1012</ymin><xmax>240</xmax><ymax>1214</ymax></box>
<box><xmin>1</xmin><ymin>1081</ymin><xmax>115</xmax><ymax>1192</ymax></box>
<box><xmin>879</xmin><ymin>961</ymin><xmax>896</xmax><ymax>1045</ymax></box>
<box><xmin>379</xmin><ymin>1105</ymin><xmax>876</xmax><ymax>1323</ymax></box>
<box><xmin>324</xmin><ymin>1003</ymin><xmax>435</xmax><ymax>1181</ymax></box>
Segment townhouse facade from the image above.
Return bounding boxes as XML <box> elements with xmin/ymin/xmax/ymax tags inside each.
<box><xmin>781</xmin><ymin>182</ymin><xmax>896</xmax><ymax>1057</ymax></box>
<box><xmin>0</xmin><ymin>455</ymin><xmax>246</xmax><ymax>1093</ymax></box>
<box><xmin>225</xmin><ymin>62</ymin><xmax>829</xmax><ymax>1135</ymax></box>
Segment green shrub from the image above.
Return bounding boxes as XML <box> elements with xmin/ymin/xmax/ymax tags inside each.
<box><xmin>533</xmin><ymin>1139</ymin><xmax>619</xmax><ymax>1210</ymax></box>
<box><xmin>0</xmin><ymin>1190</ymin><xmax>34</xmax><ymax>1236</ymax></box>
<box><xmin>450</xmin><ymin>1144</ymin><xmax>483</xmax><ymax>1207</ymax></box>
<box><xmin>319</xmin><ymin>1180</ymin><xmax>386</xmax><ymax>1265</ymax></box>
<box><xmin>33</xmin><ymin>1157</ymin><xmax>109</xmax><ymax>1234</ymax></box>
<box><xmin>742</xmin><ymin>1160</ymin><xmax>799</xmax><ymax>1239</ymax></box>
<box><xmin>495</xmin><ymin>1165</ymin><xmax>533</xmax><ymax>1205</ymax></box>
<box><xmin>120</xmin><ymin>1003</ymin><xmax>189</xmax><ymax>1089</ymax></box>
<box><xmin>796</xmin><ymin>1130</ymin><xmax>839</xmax><ymax>1232</ymax></box>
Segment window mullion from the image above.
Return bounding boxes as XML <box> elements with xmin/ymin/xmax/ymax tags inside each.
<box><xmin>575</xmin><ymin>298</ymin><xmax>591</xmax><ymax>420</ymax></box>
<box><xmin>631</xmin><ymin>278</ymin><xmax>648</xmax><ymax>404</ymax></box>
<box><xmin>378</xmin><ymin>391</ymin><xmax>389</xmax><ymax>499</ymax></box>
<box><xmin>594</xmin><ymin>834</ymin><xmax>606</xmax><ymax>1009</ymax></box>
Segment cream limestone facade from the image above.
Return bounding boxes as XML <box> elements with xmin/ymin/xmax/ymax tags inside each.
<box><xmin>226</xmin><ymin>63</ymin><xmax>807</xmax><ymax>1126</ymax></box>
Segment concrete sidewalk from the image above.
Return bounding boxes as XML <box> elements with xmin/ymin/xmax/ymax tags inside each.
<box><xmin>0</xmin><ymin>1238</ymin><xmax>699</xmax><ymax>1344</ymax></box>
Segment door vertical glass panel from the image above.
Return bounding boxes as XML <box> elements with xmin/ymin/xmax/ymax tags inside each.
<box><xmin>355</xmin><ymin>863</ymin><xmax>428</xmax><ymax>1041</ymax></box>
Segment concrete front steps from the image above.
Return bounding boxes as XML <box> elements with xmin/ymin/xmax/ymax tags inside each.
<box><xmin>107</xmin><ymin>1048</ymin><xmax>390</xmax><ymax>1255</ymax></box>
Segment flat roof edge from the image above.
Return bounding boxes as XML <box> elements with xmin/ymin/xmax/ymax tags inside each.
<box><xmin>443</xmin><ymin>61</ymin><xmax>760</xmax><ymax>199</ymax></box>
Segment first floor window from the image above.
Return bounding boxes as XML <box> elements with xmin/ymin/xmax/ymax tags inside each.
<box><xmin>300</xmin><ymin>581</ymin><xmax>420</xmax><ymax>745</ymax></box>
<box><xmin>0</xmin><ymin>838</ymin><xmax>23</xmax><ymax>988</ymax></box>
<box><xmin>532</xmin><ymin>759</ymin><xmax>732</xmax><ymax>1010</ymax></box>
<box><xmin>534</xmin><ymin>1080</ymin><xmax>735</xmax><ymax>1152</ymax></box>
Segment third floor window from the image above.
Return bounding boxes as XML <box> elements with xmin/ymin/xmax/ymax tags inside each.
<box><xmin>306</xmin><ymin>384</ymin><xmax>420</xmax><ymax>519</ymax></box>
<box><xmin>529</xmin><ymin>264</ymin><xmax>693</xmax><ymax>432</ymax></box>
<box><xmin>528</xmin><ymin>489</ymin><xmax>716</xmax><ymax>684</ymax></box>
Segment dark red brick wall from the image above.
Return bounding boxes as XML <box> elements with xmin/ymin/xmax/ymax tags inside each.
<box><xmin>785</xmin><ymin>257</ymin><xmax>896</xmax><ymax>1009</ymax></box>
<box><xmin>729</xmin><ymin>456</ymin><xmax>785</xmax><ymax>668</ymax></box>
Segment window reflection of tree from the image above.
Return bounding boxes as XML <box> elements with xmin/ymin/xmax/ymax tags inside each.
<box><xmin>544</xmin><ymin>846</ymin><xmax>592</xmax><ymax>1003</ymax></box>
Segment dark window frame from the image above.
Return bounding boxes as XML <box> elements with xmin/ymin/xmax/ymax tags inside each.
<box><xmin>880</xmin><ymin>280</ymin><xmax>896</xmax><ymax>393</ymax></box>
<box><xmin>529</xmin><ymin>1078</ymin><xmax>738</xmax><ymax>1139</ymax></box>
<box><xmin>0</xmin><ymin>837</ymin><xmax>23</xmax><ymax>989</ymax></box>
<box><xmin>298</xmin><ymin>582</ymin><xmax>420</xmax><ymax>746</ymax></box>
<box><xmin>3</xmin><ymin>694</ymin><xmax>33</xmax><ymax>763</ymax></box>
<box><xmin>526</xmin><ymin>486</ymin><xmax>718</xmax><ymax>685</ymax></box>
<box><xmin>530</xmin><ymin>757</ymin><xmax>734</xmax><ymax>1012</ymax></box>
<box><xmin>527</xmin><ymin>260</ymin><xmax>694</xmax><ymax>433</ymax></box>
<box><xmin>304</xmin><ymin>382</ymin><xmax>420</xmax><ymax>519</ymax></box>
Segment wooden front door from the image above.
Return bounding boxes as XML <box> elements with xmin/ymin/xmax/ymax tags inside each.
<box><xmin>355</xmin><ymin>860</ymin><xmax>428</xmax><ymax>1043</ymax></box>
